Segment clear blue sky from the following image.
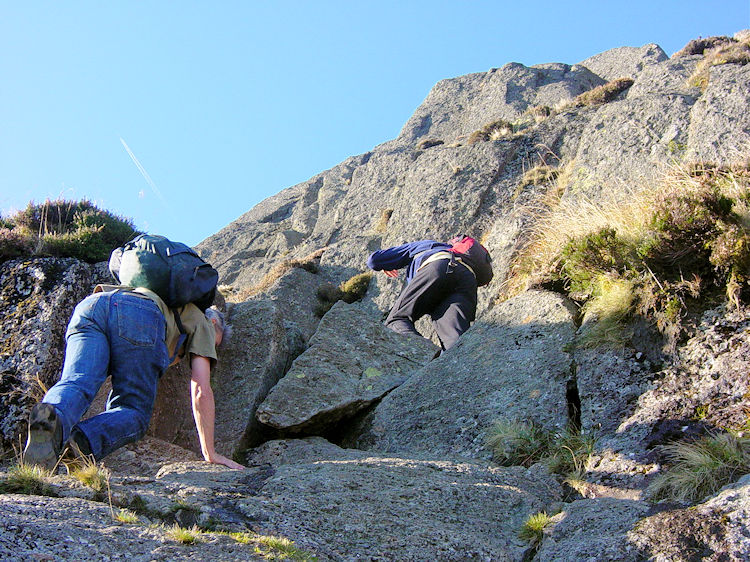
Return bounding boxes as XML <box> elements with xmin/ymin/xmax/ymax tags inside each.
<box><xmin>2</xmin><ymin>1</ymin><xmax>748</xmax><ymax>247</ymax></box>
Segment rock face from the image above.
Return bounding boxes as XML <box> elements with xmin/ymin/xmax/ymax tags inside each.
<box><xmin>0</xmin><ymin>258</ymin><xmax>104</xmax><ymax>451</ymax></box>
<box><xmin>349</xmin><ymin>290</ymin><xmax>577</xmax><ymax>460</ymax></box>
<box><xmin>211</xmin><ymin>299</ymin><xmax>306</xmax><ymax>454</ymax></box>
<box><xmin>255</xmin><ymin>301</ymin><xmax>438</xmax><ymax>434</ymax></box>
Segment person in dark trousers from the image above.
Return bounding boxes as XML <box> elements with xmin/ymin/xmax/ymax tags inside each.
<box><xmin>367</xmin><ymin>237</ymin><xmax>491</xmax><ymax>350</ymax></box>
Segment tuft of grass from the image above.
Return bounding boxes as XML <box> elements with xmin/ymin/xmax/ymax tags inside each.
<box><xmin>647</xmin><ymin>432</ymin><xmax>750</xmax><ymax>503</ymax></box>
<box><xmin>466</xmin><ymin>120</ymin><xmax>514</xmax><ymax>144</ymax></box>
<box><xmin>223</xmin><ymin>531</ymin><xmax>316</xmax><ymax>560</ymax></box>
<box><xmin>576</xmin><ymin>275</ymin><xmax>636</xmax><ymax>349</ymax></box>
<box><xmin>114</xmin><ymin>508</ymin><xmax>139</xmax><ymax>524</ymax></box>
<box><xmin>0</xmin><ymin>462</ymin><xmax>55</xmax><ymax>496</ymax></box>
<box><xmin>314</xmin><ymin>272</ymin><xmax>373</xmax><ymax>317</ymax></box>
<box><xmin>573</xmin><ymin>77</ymin><xmax>634</xmax><ymax>107</ymax></box>
<box><xmin>519</xmin><ymin>511</ymin><xmax>551</xmax><ymax>545</ymax></box>
<box><xmin>486</xmin><ymin>419</ymin><xmax>596</xmax><ymax>476</ymax></box>
<box><xmin>165</xmin><ymin>524</ymin><xmax>203</xmax><ymax>544</ymax></box>
<box><xmin>70</xmin><ymin>462</ymin><xmax>110</xmax><ymax>493</ymax></box>
<box><xmin>486</xmin><ymin>419</ymin><xmax>554</xmax><ymax>467</ymax></box>
<box><xmin>505</xmin><ymin>160</ymin><xmax>750</xmax><ymax>351</ymax></box>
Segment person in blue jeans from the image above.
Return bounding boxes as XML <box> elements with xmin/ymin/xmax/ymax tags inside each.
<box><xmin>24</xmin><ymin>286</ymin><xmax>244</xmax><ymax>471</ymax></box>
<box><xmin>367</xmin><ymin>239</ymin><xmax>484</xmax><ymax>351</ymax></box>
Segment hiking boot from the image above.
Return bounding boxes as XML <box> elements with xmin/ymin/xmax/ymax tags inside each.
<box><xmin>23</xmin><ymin>403</ymin><xmax>63</xmax><ymax>471</ymax></box>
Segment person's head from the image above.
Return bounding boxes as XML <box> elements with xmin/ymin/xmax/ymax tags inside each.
<box><xmin>205</xmin><ymin>306</ymin><xmax>232</xmax><ymax>348</ymax></box>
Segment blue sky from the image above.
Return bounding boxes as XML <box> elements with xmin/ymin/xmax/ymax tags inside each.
<box><xmin>1</xmin><ymin>1</ymin><xmax>748</xmax><ymax>247</ymax></box>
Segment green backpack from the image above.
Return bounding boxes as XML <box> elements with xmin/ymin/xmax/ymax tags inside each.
<box><xmin>109</xmin><ymin>234</ymin><xmax>218</xmax><ymax>312</ymax></box>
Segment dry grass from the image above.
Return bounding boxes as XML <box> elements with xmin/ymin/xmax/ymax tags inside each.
<box><xmin>520</xmin><ymin>165</ymin><xmax>560</xmax><ymax>188</ymax></box>
<box><xmin>232</xmin><ymin>248</ymin><xmax>324</xmax><ymax>302</ymax></box>
<box><xmin>647</xmin><ymin>432</ymin><xmax>750</xmax><ymax>503</ymax></box>
<box><xmin>466</xmin><ymin>120</ymin><xmax>514</xmax><ymax>144</ymax></box>
<box><xmin>688</xmin><ymin>40</ymin><xmax>750</xmax><ymax>90</ymax></box>
<box><xmin>374</xmin><ymin>209</ymin><xmax>394</xmax><ymax>234</ymax></box>
<box><xmin>506</xmin><ymin>182</ymin><xmax>654</xmax><ymax>297</ymax></box>
<box><xmin>573</xmin><ymin>78</ymin><xmax>634</xmax><ymax>107</ymax></box>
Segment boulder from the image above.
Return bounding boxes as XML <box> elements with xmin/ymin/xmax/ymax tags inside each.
<box><xmin>255</xmin><ymin>301</ymin><xmax>438</xmax><ymax>434</ymax></box>
<box><xmin>578</xmin><ymin>44</ymin><xmax>668</xmax><ymax>82</ymax></box>
<box><xmin>211</xmin><ymin>299</ymin><xmax>306</xmax><ymax>455</ymax></box>
<box><xmin>535</xmin><ymin>497</ymin><xmax>651</xmax><ymax>561</ymax></box>
<box><xmin>0</xmin><ymin>493</ymin><xmax>272</xmax><ymax>561</ymax></box>
<box><xmin>629</xmin><ymin>474</ymin><xmax>750</xmax><ymax>560</ymax></box>
<box><xmin>397</xmin><ymin>62</ymin><xmax>604</xmax><ymax>143</ymax></box>
<box><xmin>349</xmin><ymin>290</ymin><xmax>576</xmax><ymax>460</ymax></box>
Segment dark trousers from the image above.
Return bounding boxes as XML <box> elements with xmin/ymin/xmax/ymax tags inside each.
<box><xmin>385</xmin><ymin>259</ymin><xmax>477</xmax><ymax>350</ymax></box>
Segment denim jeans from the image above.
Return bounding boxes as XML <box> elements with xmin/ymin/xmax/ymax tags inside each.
<box><xmin>43</xmin><ymin>290</ymin><xmax>169</xmax><ymax>460</ymax></box>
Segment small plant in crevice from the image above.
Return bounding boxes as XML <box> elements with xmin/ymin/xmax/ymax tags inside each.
<box><xmin>466</xmin><ymin>119</ymin><xmax>514</xmax><ymax>144</ymax></box>
<box><xmin>314</xmin><ymin>272</ymin><xmax>373</xmax><ymax>317</ymax></box>
<box><xmin>374</xmin><ymin>209</ymin><xmax>394</xmax><ymax>234</ymax></box>
<box><xmin>646</xmin><ymin>432</ymin><xmax>750</xmax><ymax>503</ymax></box>
<box><xmin>486</xmin><ymin>418</ymin><xmax>596</xmax><ymax>478</ymax></box>
<box><xmin>519</xmin><ymin>511</ymin><xmax>551</xmax><ymax>547</ymax></box>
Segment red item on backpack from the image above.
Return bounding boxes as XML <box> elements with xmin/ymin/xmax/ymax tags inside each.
<box><xmin>448</xmin><ymin>235</ymin><xmax>494</xmax><ymax>286</ymax></box>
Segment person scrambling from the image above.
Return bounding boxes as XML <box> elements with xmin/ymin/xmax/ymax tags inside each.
<box><xmin>24</xmin><ymin>234</ymin><xmax>244</xmax><ymax>470</ymax></box>
<box><xmin>367</xmin><ymin>235</ymin><xmax>492</xmax><ymax>351</ymax></box>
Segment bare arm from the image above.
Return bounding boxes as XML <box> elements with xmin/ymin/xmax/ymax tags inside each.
<box><xmin>190</xmin><ymin>355</ymin><xmax>244</xmax><ymax>469</ymax></box>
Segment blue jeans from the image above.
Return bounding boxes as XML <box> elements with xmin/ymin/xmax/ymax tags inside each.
<box><xmin>43</xmin><ymin>290</ymin><xmax>169</xmax><ymax>460</ymax></box>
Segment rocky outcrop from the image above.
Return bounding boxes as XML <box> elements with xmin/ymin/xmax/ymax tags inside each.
<box><xmin>578</xmin><ymin>43</ymin><xmax>667</xmax><ymax>82</ymax></box>
<box><xmin>255</xmin><ymin>301</ymin><xmax>438</xmax><ymax>434</ymax></box>
<box><xmin>0</xmin><ymin>258</ymin><xmax>108</xmax><ymax>451</ymax></box>
<box><xmin>630</xmin><ymin>474</ymin><xmax>750</xmax><ymax>560</ymax></box>
<box><xmin>1</xmin><ymin>437</ymin><xmax>563</xmax><ymax>561</ymax></box>
<box><xmin>349</xmin><ymin>290</ymin><xmax>577</xmax><ymax>460</ymax></box>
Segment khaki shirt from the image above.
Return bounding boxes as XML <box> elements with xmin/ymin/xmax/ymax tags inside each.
<box><xmin>94</xmin><ymin>285</ymin><xmax>218</xmax><ymax>367</ymax></box>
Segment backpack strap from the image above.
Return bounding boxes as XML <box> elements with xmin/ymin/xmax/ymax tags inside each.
<box><xmin>170</xmin><ymin>309</ymin><xmax>188</xmax><ymax>364</ymax></box>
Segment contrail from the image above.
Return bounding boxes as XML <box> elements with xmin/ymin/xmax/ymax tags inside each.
<box><xmin>120</xmin><ymin>138</ymin><xmax>175</xmax><ymax>218</ymax></box>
